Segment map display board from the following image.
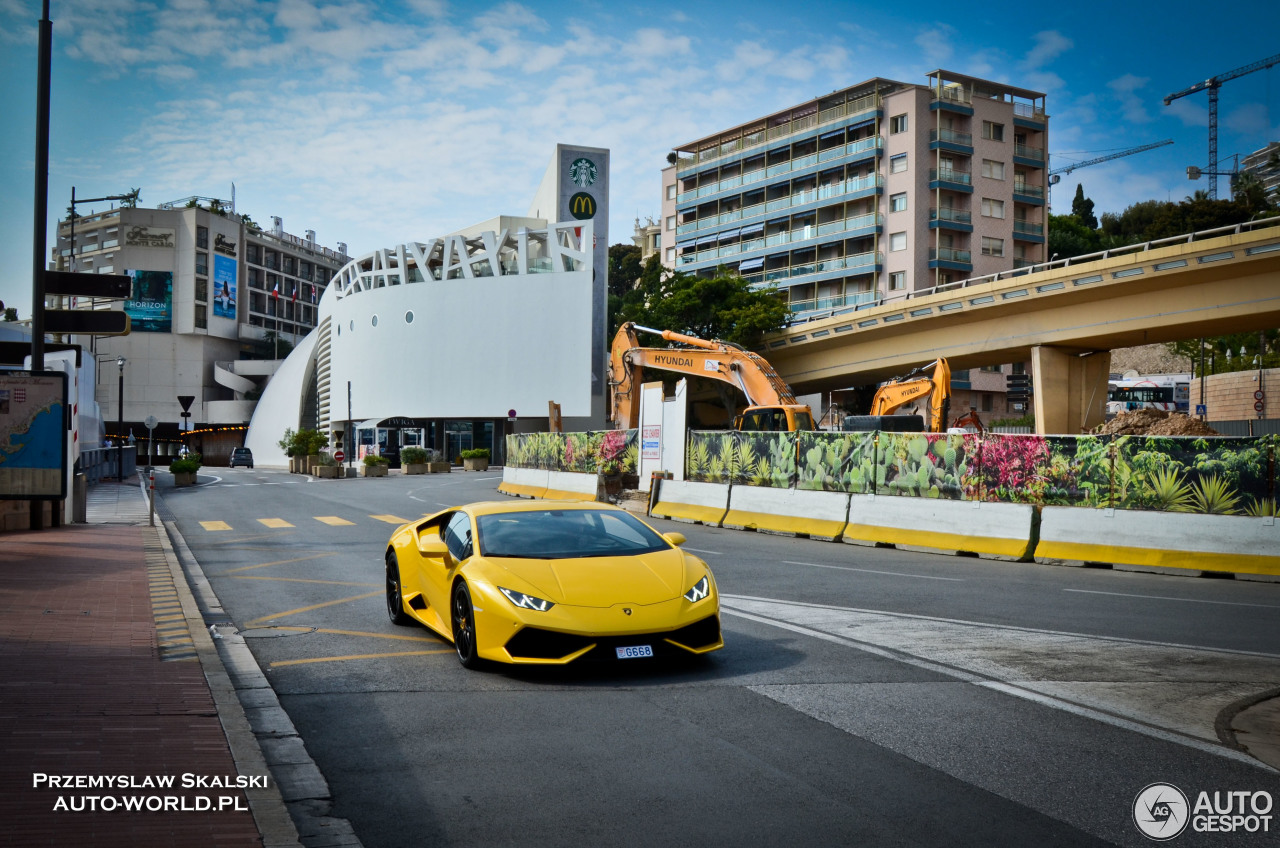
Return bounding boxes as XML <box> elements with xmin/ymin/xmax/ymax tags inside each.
<box><xmin>0</xmin><ymin>371</ymin><xmax>68</xmax><ymax>499</ymax></box>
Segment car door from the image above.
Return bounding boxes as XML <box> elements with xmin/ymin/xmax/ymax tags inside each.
<box><xmin>416</xmin><ymin>511</ymin><xmax>471</xmax><ymax>631</ymax></box>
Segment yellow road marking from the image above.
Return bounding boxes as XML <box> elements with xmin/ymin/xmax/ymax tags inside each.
<box><xmin>234</xmin><ymin>575</ymin><xmax>379</xmax><ymax>587</ymax></box>
<box><xmin>370</xmin><ymin>514</ymin><xmax>411</xmax><ymax>524</ymax></box>
<box><xmin>263</xmin><ymin>625</ymin><xmax>444</xmax><ymax>643</ymax></box>
<box><xmin>246</xmin><ymin>591</ymin><xmax>382</xmax><ymax>625</ymax></box>
<box><xmin>316</xmin><ymin>516</ymin><xmax>356</xmax><ymax>526</ymax></box>
<box><xmin>258</xmin><ymin>518</ymin><xmax>294</xmax><ymax>528</ymax></box>
<box><xmin>220</xmin><ymin>552</ymin><xmax>338</xmax><ymax>575</ymax></box>
<box><xmin>200</xmin><ymin>520</ymin><xmax>232</xmax><ymax>531</ymax></box>
<box><xmin>271</xmin><ymin>649</ymin><xmax>453</xmax><ymax>668</ymax></box>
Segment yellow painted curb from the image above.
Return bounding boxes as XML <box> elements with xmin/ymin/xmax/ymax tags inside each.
<box><xmin>1036</xmin><ymin>540</ymin><xmax>1280</xmax><ymax>576</ymax></box>
<box><xmin>722</xmin><ymin>509</ymin><xmax>846</xmax><ymax>538</ymax></box>
<box><xmin>844</xmin><ymin>523</ymin><xmax>1031</xmax><ymax>559</ymax></box>
<box><xmin>651</xmin><ymin>501</ymin><xmax>726</xmax><ymax>526</ymax></box>
<box><xmin>498</xmin><ymin>482</ymin><xmax>547</xmax><ymax>498</ymax></box>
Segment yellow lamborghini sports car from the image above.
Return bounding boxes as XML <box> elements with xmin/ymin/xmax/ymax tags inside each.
<box><xmin>385</xmin><ymin>500</ymin><xmax>723</xmax><ymax>669</ymax></box>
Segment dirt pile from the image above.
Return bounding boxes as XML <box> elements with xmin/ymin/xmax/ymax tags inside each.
<box><xmin>1093</xmin><ymin>408</ymin><xmax>1220</xmax><ymax>436</ymax></box>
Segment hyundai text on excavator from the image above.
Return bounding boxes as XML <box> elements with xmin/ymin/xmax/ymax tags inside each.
<box><xmin>842</xmin><ymin>357</ymin><xmax>980</xmax><ymax>433</ymax></box>
<box><xmin>608</xmin><ymin>322</ymin><xmax>814</xmax><ymax>432</ymax></box>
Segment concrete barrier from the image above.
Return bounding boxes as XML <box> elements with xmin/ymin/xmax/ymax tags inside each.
<box><xmin>650</xmin><ymin>480</ymin><xmax>730</xmax><ymax>526</ymax></box>
<box><xmin>497</xmin><ymin>466</ymin><xmax>549</xmax><ymax>499</ymax></box>
<box><xmin>1037</xmin><ymin>507</ymin><xmax>1280</xmax><ymax>577</ymax></box>
<box><xmin>544</xmin><ymin>470</ymin><xmax>598</xmax><ymax>502</ymax></box>
<box><xmin>842</xmin><ymin>495</ymin><xmax>1036</xmax><ymax>560</ymax></box>
<box><xmin>723</xmin><ymin>486</ymin><xmax>850</xmax><ymax>540</ymax></box>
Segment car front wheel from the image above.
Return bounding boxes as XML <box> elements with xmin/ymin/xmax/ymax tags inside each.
<box><xmin>451</xmin><ymin>581</ymin><xmax>481</xmax><ymax>669</ymax></box>
<box><xmin>385</xmin><ymin>551</ymin><xmax>412</xmax><ymax>626</ymax></box>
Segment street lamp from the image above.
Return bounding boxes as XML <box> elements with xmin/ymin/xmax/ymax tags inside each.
<box><xmin>116</xmin><ymin>356</ymin><xmax>126</xmax><ymax>481</ymax></box>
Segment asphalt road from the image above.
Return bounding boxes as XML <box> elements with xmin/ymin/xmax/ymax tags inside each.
<box><xmin>161</xmin><ymin>466</ymin><xmax>1280</xmax><ymax>848</ymax></box>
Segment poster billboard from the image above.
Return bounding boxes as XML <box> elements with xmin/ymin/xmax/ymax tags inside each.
<box><xmin>213</xmin><ymin>255</ymin><xmax>237</xmax><ymax>319</ymax></box>
<box><xmin>0</xmin><ymin>371</ymin><xmax>68</xmax><ymax>499</ymax></box>
<box><xmin>124</xmin><ymin>269</ymin><xmax>173</xmax><ymax>332</ymax></box>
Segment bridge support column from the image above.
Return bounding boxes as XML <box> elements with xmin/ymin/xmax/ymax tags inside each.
<box><xmin>1031</xmin><ymin>346</ymin><xmax>1111</xmax><ymax>435</ymax></box>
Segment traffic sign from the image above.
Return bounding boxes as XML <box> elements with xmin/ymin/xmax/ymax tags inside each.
<box><xmin>43</xmin><ymin>270</ymin><xmax>131</xmax><ymax>298</ymax></box>
<box><xmin>1256</xmin><ymin>401</ymin><xmax>1266</xmax><ymax>413</ymax></box>
<box><xmin>1195</xmin><ymin>404</ymin><xmax>1207</xmax><ymax>416</ymax></box>
<box><xmin>44</xmin><ymin>309</ymin><xmax>130</xmax><ymax>336</ymax></box>
<box><xmin>144</xmin><ymin>415</ymin><xmax>158</xmax><ymax>430</ymax></box>
<box><xmin>334</xmin><ymin>450</ymin><xmax>345</xmax><ymax>462</ymax></box>
<box><xmin>1256</xmin><ymin>390</ymin><xmax>1266</xmax><ymax>401</ymax></box>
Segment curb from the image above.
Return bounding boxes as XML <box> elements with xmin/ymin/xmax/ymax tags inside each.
<box><xmin>155</xmin><ymin>515</ymin><xmax>363</xmax><ymax>847</ymax></box>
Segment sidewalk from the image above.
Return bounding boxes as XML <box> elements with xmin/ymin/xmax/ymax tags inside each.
<box><xmin>0</xmin><ymin>476</ymin><xmax>298</xmax><ymax>848</ymax></box>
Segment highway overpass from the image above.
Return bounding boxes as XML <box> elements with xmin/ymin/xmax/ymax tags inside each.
<box><xmin>762</xmin><ymin>218</ymin><xmax>1280</xmax><ymax>434</ymax></box>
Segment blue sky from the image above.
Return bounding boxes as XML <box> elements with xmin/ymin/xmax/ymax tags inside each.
<box><xmin>1</xmin><ymin>0</ymin><xmax>1277</xmax><ymax>317</ymax></box>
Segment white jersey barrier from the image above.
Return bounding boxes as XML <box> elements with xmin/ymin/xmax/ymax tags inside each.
<box><xmin>544</xmin><ymin>470</ymin><xmax>598</xmax><ymax>501</ymax></box>
<box><xmin>1037</xmin><ymin>507</ymin><xmax>1280</xmax><ymax>577</ymax></box>
<box><xmin>497</xmin><ymin>466</ymin><xmax>549</xmax><ymax>499</ymax></box>
<box><xmin>650</xmin><ymin>480</ymin><xmax>730</xmax><ymax>526</ymax></box>
<box><xmin>842</xmin><ymin>495</ymin><xmax>1037</xmax><ymax>561</ymax></box>
<box><xmin>722</xmin><ymin>487</ymin><xmax>851</xmax><ymax>540</ymax></box>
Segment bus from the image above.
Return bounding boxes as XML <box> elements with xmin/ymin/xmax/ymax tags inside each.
<box><xmin>1106</xmin><ymin>374</ymin><xmax>1191</xmax><ymax>417</ymax></box>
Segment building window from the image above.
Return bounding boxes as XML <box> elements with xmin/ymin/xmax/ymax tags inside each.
<box><xmin>981</xmin><ymin>198</ymin><xmax>1005</xmax><ymax>219</ymax></box>
<box><xmin>194</xmin><ymin>303</ymin><xmax>207</xmax><ymax>329</ymax></box>
<box><xmin>194</xmin><ymin>278</ymin><xmax>207</xmax><ymax>302</ymax></box>
<box><xmin>982</xmin><ymin>121</ymin><xmax>1005</xmax><ymax>142</ymax></box>
<box><xmin>889</xmin><ymin>114</ymin><xmax>908</xmax><ymax>134</ymax></box>
<box><xmin>981</xmin><ymin>237</ymin><xmax>1005</xmax><ymax>257</ymax></box>
<box><xmin>890</xmin><ymin>193</ymin><xmax>907</xmax><ymax>212</ymax></box>
<box><xmin>889</xmin><ymin>271</ymin><xmax>905</xmax><ymax>290</ymax></box>
<box><xmin>196</xmin><ymin>226</ymin><xmax>208</xmax><ymax>249</ymax></box>
<box><xmin>890</xmin><ymin>153</ymin><xmax>907</xmax><ymax>173</ymax></box>
<box><xmin>195</xmin><ymin>252</ymin><xmax>207</xmax><ymax>276</ymax></box>
<box><xmin>982</xmin><ymin>393</ymin><xmax>993</xmax><ymax>412</ymax></box>
<box><xmin>982</xmin><ymin>159</ymin><xmax>1005</xmax><ymax>180</ymax></box>
<box><xmin>981</xmin><ymin>365</ymin><xmax>1003</xmax><ymax>372</ymax></box>
<box><xmin>666</xmin><ymin>215</ymin><xmax>675</xmax><ymax>231</ymax></box>
<box><xmin>246</xmin><ymin>243</ymin><xmax>260</xmax><ymax>264</ymax></box>
<box><xmin>667</xmin><ymin>184</ymin><xmax>677</xmax><ymax>200</ymax></box>
<box><xmin>890</xmin><ymin>232</ymin><xmax>907</xmax><ymax>252</ymax></box>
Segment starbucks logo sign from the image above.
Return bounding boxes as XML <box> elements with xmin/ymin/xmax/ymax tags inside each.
<box><xmin>569</xmin><ymin>157</ymin><xmax>598</xmax><ymax>188</ymax></box>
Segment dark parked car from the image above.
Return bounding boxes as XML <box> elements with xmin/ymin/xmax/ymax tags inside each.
<box><xmin>229</xmin><ymin>447</ymin><xmax>254</xmax><ymax>469</ymax></box>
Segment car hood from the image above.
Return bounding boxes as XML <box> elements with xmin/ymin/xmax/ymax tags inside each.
<box><xmin>486</xmin><ymin>547</ymin><xmax>694</xmax><ymax>607</ymax></box>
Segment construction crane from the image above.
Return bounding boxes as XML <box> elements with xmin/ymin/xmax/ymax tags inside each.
<box><xmin>1164</xmin><ymin>53</ymin><xmax>1280</xmax><ymax>199</ymax></box>
<box><xmin>1048</xmin><ymin>139</ymin><xmax>1175</xmax><ymax>183</ymax></box>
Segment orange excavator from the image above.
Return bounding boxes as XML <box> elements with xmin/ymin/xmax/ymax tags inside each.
<box><xmin>844</xmin><ymin>357</ymin><xmax>977</xmax><ymax>433</ymax></box>
<box><xmin>608</xmin><ymin>322</ymin><xmax>814</xmax><ymax>432</ymax></box>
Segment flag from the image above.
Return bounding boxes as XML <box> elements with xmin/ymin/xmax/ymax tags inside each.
<box><xmin>291</xmin><ymin>284</ymin><xmax>297</xmax><ymax>303</ymax></box>
<box><xmin>311</xmin><ymin>285</ymin><xmax>317</xmax><ymax>304</ymax></box>
<box><xmin>270</xmin><ymin>282</ymin><xmax>279</xmax><ymax>298</ymax></box>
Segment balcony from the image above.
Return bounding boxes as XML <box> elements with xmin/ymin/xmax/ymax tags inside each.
<box><xmin>677</xmin><ymin>136</ymin><xmax>881</xmax><ymax>206</ymax></box>
<box><xmin>1013</xmin><ymin>102</ymin><xmax>1047</xmax><ymax>129</ymax></box>
<box><xmin>928</xmin><ymin>247</ymin><xmax>972</xmax><ymax>271</ymax></box>
<box><xmin>929</xmin><ymin>128</ymin><xmax>973</xmax><ymax>154</ymax></box>
<box><xmin>787</xmin><ymin>289</ymin><xmax>879</xmax><ymax>315</ymax></box>
<box><xmin>1013</xmin><ymin>183</ymin><xmax>1045</xmax><ymax>205</ymax></box>
<box><xmin>931</xmin><ymin>87</ymin><xmax>974</xmax><ymax>116</ymax></box>
<box><xmin>929</xmin><ymin>168</ymin><xmax>973</xmax><ymax>194</ymax></box>
<box><xmin>1013</xmin><ymin>143</ymin><xmax>1046</xmax><ymax>168</ymax></box>
<box><xmin>739</xmin><ymin>251</ymin><xmax>883</xmax><ymax>288</ymax></box>
<box><xmin>1012</xmin><ymin>220</ymin><xmax>1045</xmax><ymax>243</ymax></box>
<box><xmin>929</xmin><ymin>207</ymin><xmax>973</xmax><ymax>232</ymax></box>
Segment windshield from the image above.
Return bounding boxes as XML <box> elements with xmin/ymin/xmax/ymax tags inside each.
<box><xmin>476</xmin><ymin>509</ymin><xmax>672</xmax><ymax>559</ymax></box>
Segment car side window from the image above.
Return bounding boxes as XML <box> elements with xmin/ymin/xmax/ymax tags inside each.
<box><xmin>444</xmin><ymin>512</ymin><xmax>472</xmax><ymax>561</ymax></box>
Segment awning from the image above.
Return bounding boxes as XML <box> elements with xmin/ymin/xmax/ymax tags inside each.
<box><xmin>738</xmin><ymin>257</ymin><xmax>765</xmax><ymax>272</ymax></box>
<box><xmin>696</xmin><ymin>234</ymin><xmax>717</xmax><ymax>247</ymax></box>
<box><xmin>676</xmin><ymin>239</ymin><xmax>697</xmax><ymax>251</ymax></box>
<box><xmin>819</xmin><ymin>129</ymin><xmax>845</xmax><ymax>141</ymax></box>
<box><xmin>718</xmin><ymin>228</ymin><xmax>741</xmax><ymax>241</ymax></box>
<box><xmin>847</xmin><ymin>117</ymin><xmax>876</xmax><ymax>132</ymax></box>
<box><xmin>740</xmin><ymin>222</ymin><xmax>765</xmax><ymax>237</ymax></box>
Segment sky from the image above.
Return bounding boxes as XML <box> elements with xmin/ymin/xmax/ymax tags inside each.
<box><xmin>1</xmin><ymin>0</ymin><xmax>1278</xmax><ymax>318</ymax></box>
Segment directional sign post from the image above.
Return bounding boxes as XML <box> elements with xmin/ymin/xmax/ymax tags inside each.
<box><xmin>44</xmin><ymin>310</ymin><xmax>130</xmax><ymax>336</ymax></box>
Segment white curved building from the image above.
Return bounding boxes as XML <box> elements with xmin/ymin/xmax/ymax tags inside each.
<box><xmin>245</xmin><ymin>219</ymin><xmax>595</xmax><ymax>466</ymax></box>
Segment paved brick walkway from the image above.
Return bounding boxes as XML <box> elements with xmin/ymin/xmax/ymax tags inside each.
<box><xmin>0</xmin><ymin>518</ymin><xmax>265</xmax><ymax>847</ymax></box>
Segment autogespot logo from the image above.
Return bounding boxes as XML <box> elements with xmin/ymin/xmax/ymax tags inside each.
<box><xmin>1134</xmin><ymin>783</ymin><xmax>1190</xmax><ymax>841</ymax></box>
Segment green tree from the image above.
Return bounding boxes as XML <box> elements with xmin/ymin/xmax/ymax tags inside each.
<box><xmin>1071</xmin><ymin>184</ymin><xmax>1098</xmax><ymax>229</ymax></box>
<box><xmin>607</xmin><ymin>243</ymin><xmax>643</xmax><ymax>298</ymax></box>
<box><xmin>614</xmin><ymin>256</ymin><xmax>788</xmax><ymax>349</ymax></box>
<box><xmin>1047</xmin><ymin>213</ymin><xmax>1100</xmax><ymax>259</ymax></box>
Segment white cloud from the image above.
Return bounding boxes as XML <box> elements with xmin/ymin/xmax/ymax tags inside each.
<box><xmin>914</xmin><ymin>26</ymin><xmax>955</xmax><ymax>69</ymax></box>
<box><xmin>1107</xmin><ymin>73</ymin><xmax>1152</xmax><ymax>123</ymax></box>
<box><xmin>1022</xmin><ymin>31</ymin><xmax>1072</xmax><ymax>70</ymax></box>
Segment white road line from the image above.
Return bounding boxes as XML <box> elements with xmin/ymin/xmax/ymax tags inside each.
<box><xmin>685</xmin><ymin>547</ymin><xmax>723</xmax><ymax>556</ymax></box>
<box><xmin>1065</xmin><ymin>588</ymin><xmax>1280</xmax><ymax>609</ymax></box>
<box><xmin>783</xmin><ymin>560</ymin><xmax>964</xmax><ymax>581</ymax></box>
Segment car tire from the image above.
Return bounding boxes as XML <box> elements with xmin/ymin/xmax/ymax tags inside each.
<box><xmin>451</xmin><ymin>581</ymin><xmax>481</xmax><ymax>669</ymax></box>
<box><xmin>385</xmin><ymin>550</ymin><xmax>413</xmax><ymax>626</ymax></box>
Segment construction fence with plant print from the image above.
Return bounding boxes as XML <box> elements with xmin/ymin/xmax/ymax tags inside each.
<box><xmin>505</xmin><ymin>430</ymin><xmax>639</xmax><ymax>475</ymax></box>
<box><xmin>676</xmin><ymin>431</ymin><xmax>1278</xmax><ymax>517</ymax></box>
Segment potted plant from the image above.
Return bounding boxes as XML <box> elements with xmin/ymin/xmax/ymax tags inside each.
<box><xmin>460</xmin><ymin>447</ymin><xmax>490</xmax><ymax>472</ymax></box>
<box><xmin>363</xmin><ymin>454</ymin><xmax>390</xmax><ymax>477</ymax></box>
<box><xmin>293</xmin><ymin>428</ymin><xmax>329</xmax><ymax>474</ymax></box>
<box><xmin>313</xmin><ymin>450</ymin><xmax>343</xmax><ymax>479</ymax></box>
<box><xmin>170</xmin><ymin>452</ymin><xmax>202</xmax><ymax>486</ymax></box>
<box><xmin>278</xmin><ymin>428</ymin><xmax>298</xmax><ymax>473</ymax></box>
<box><xmin>401</xmin><ymin>446</ymin><xmax>429</xmax><ymax>475</ymax></box>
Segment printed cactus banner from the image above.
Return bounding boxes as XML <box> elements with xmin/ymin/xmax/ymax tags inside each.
<box><xmin>976</xmin><ymin>434</ymin><xmax>1112</xmax><ymax>507</ymax></box>
<box><xmin>797</xmin><ymin>431</ymin><xmax>877</xmax><ymax>493</ymax></box>
<box><xmin>686</xmin><ymin>431</ymin><xmax>795</xmax><ymax>487</ymax></box>
<box><xmin>505</xmin><ymin>430</ymin><xmax>638</xmax><ymax>474</ymax></box>
<box><xmin>875</xmin><ymin>433</ymin><xmax>979</xmax><ymax>499</ymax></box>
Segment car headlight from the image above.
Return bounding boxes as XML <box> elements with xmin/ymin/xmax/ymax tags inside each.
<box><xmin>683</xmin><ymin>576</ymin><xmax>710</xmax><ymax>603</ymax></box>
<box><xmin>499</xmin><ymin>587</ymin><xmax>555</xmax><ymax>612</ymax></box>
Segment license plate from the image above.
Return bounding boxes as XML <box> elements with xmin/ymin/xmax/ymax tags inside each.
<box><xmin>615</xmin><ymin>644</ymin><xmax>653</xmax><ymax>659</ymax></box>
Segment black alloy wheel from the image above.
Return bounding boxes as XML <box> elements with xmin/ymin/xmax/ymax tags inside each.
<box><xmin>451</xmin><ymin>581</ymin><xmax>481</xmax><ymax>668</ymax></box>
<box><xmin>385</xmin><ymin>551</ymin><xmax>412</xmax><ymax>626</ymax></box>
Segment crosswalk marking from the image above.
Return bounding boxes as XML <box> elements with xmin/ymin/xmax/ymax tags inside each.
<box><xmin>316</xmin><ymin>516</ymin><xmax>356</xmax><ymax>526</ymax></box>
<box><xmin>200</xmin><ymin>520</ymin><xmax>232</xmax><ymax>531</ymax></box>
<box><xmin>258</xmin><ymin>518</ymin><xmax>294</xmax><ymax>528</ymax></box>
<box><xmin>195</xmin><ymin>514</ymin><xmax>413</xmax><ymax>532</ymax></box>
<box><xmin>370</xmin><ymin>514</ymin><xmax>410</xmax><ymax>524</ymax></box>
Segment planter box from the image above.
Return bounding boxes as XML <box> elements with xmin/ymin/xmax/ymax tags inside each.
<box><xmin>315</xmin><ymin>466</ymin><xmax>341</xmax><ymax>478</ymax></box>
<box><xmin>429</xmin><ymin>461</ymin><xmax>451</xmax><ymax>473</ymax></box>
<box><xmin>463</xmin><ymin>458</ymin><xmax>490</xmax><ymax>472</ymax></box>
<box><xmin>363</xmin><ymin>465</ymin><xmax>389</xmax><ymax>477</ymax></box>
<box><xmin>404</xmin><ymin>463</ymin><xmax>427</xmax><ymax>475</ymax></box>
<box><xmin>172</xmin><ymin>472</ymin><xmax>197</xmax><ymax>486</ymax></box>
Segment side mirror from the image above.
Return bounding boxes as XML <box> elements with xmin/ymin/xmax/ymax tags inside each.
<box><xmin>664</xmin><ymin>532</ymin><xmax>686</xmax><ymax>547</ymax></box>
<box><xmin>417</xmin><ymin>535</ymin><xmax>453</xmax><ymax>566</ymax></box>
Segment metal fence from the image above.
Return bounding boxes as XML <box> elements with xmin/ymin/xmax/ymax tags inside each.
<box><xmin>1207</xmin><ymin>419</ymin><xmax>1280</xmax><ymax>437</ymax></box>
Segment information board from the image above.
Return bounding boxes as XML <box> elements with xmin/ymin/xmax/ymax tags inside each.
<box><xmin>0</xmin><ymin>371</ymin><xmax>68</xmax><ymax>499</ymax></box>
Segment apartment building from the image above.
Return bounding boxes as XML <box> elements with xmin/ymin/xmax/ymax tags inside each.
<box><xmin>662</xmin><ymin>70</ymin><xmax>1048</xmax><ymax>318</ymax></box>
<box><xmin>52</xmin><ymin>197</ymin><xmax>348</xmax><ymax>458</ymax></box>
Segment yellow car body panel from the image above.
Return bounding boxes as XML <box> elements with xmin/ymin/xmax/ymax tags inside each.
<box><xmin>386</xmin><ymin>501</ymin><xmax>722</xmax><ymax>666</ymax></box>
